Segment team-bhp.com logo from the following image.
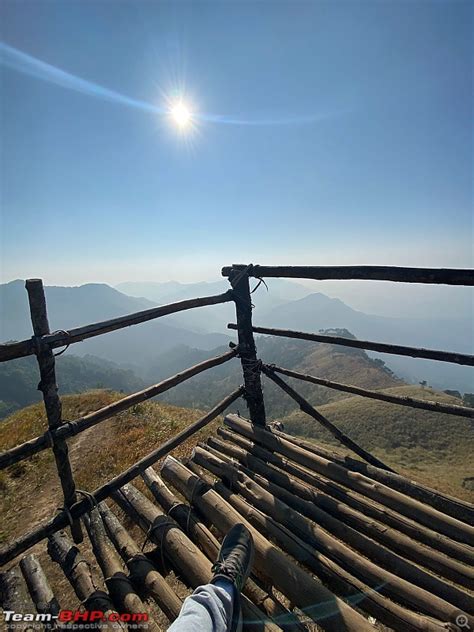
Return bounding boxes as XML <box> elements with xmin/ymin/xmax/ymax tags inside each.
<box><xmin>3</xmin><ymin>610</ymin><xmax>149</xmax><ymax>627</ymax></box>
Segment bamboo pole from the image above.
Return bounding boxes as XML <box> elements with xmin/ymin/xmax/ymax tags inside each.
<box><xmin>228</xmin><ymin>265</ymin><xmax>266</xmax><ymax>425</ymax></box>
<box><xmin>83</xmin><ymin>510</ymin><xmax>159</xmax><ymax>632</ymax></box>
<box><xmin>161</xmin><ymin>455</ymin><xmax>375</xmax><ymax>632</ymax></box>
<box><xmin>141</xmin><ymin>467</ymin><xmax>305</xmax><ymax>632</ymax></box>
<box><xmin>207</xmin><ymin>434</ymin><xmax>473</xmax><ymax>588</ymax></box>
<box><xmin>224</xmin><ymin>415</ymin><xmax>474</xmax><ymax>546</ymax></box>
<box><xmin>200</xmin><ymin>469</ymin><xmax>458</xmax><ymax>632</ymax></box>
<box><xmin>222</xmin><ymin>264</ymin><xmax>474</xmax><ymax>285</ymax></box>
<box><xmin>0</xmin><ymin>388</ymin><xmax>243</xmax><ymax>566</ymax></box>
<box><xmin>0</xmin><ymin>291</ymin><xmax>234</xmax><ymax>363</ymax></box>
<box><xmin>19</xmin><ymin>554</ymin><xmax>60</xmax><ymax>629</ymax></box>
<box><xmin>196</xmin><ymin>443</ymin><xmax>473</xmax><ymax>611</ymax></box>
<box><xmin>228</xmin><ymin>323</ymin><xmax>474</xmax><ymax>366</ymax></box>
<box><xmin>193</xmin><ymin>446</ymin><xmax>474</xmax><ymax>627</ymax></box>
<box><xmin>25</xmin><ymin>279</ymin><xmax>82</xmax><ymax>544</ymax></box>
<box><xmin>262</xmin><ymin>366</ymin><xmax>393</xmax><ymax>470</ymax></box>
<box><xmin>112</xmin><ymin>483</ymin><xmax>281</xmax><ymax>632</ymax></box>
<box><xmin>98</xmin><ymin>502</ymin><xmax>182</xmax><ymax>621</ymax></box>
<box><xmin>0</xmin><ymin>566</ymin><xmax>37</xmax><ymax>632</ymax></box>
<box><xmin>269</xmin><ymin>364</ymin><xmax>474</xmax><ymax>418</ymax></box>
<box><xmin>268</xmin><ymin>423</ymin><xmax>474</xmax><ymax>525</ymax></box>
<box><xmin>216</xmin><ymin>425</ymin><xmax>474</xmax><ymax>567</ymax></box>
<box><xmin>0</xmin><ymin>349</ymin><xmax>239</xmax><ymax>471</ymax></box>
<box><xmin>47</xmin><ymin>530</ymin><xmax>125</xmax><ymax>631</ymax></box>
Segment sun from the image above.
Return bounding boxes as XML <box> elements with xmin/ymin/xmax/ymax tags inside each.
<box><xmin>170</xmin><ymin>101</ymin><xmax>192</xmax><ymax>129</ymax></box>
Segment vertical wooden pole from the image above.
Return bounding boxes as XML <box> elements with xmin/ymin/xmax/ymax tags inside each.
<box><xmin>25</xmin><ymin>279</ymin><xmax>83</xmax><ymax>543</ymax></box>
<box><xmin>228</xmin><ymin>265</ymin><xmax>266</xmax><ymax>425</ymax></box>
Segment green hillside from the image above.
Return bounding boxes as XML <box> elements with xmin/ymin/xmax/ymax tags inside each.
<box><xmin>0</xmin><ymin>354</ymin><xmax>145</xmax><ymax>418</ymax></box>
<box><xmin>282</xmin><ymin>385</ymin><xmax>474</xmax><ymax>501</ymax></box>
<box><xmin>157</xmin><ymin>332</ymin><xmax>402</xmax><ymax>418</ymax></box>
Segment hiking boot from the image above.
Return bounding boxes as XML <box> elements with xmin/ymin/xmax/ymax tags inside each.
<box><xmin>211</xmin><ymin>523</ymin><xmax>255</xmax><ymax>591</ymax></box>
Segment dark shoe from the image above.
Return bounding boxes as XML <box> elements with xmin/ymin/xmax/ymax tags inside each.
<box><xmin>211</xmin><ymin>523</ymin><xmax>255</xmax><ymax>591</ymax></box>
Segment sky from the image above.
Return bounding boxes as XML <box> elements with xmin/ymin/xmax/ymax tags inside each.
<box><xmin>0</xmin><ymin>0</ymin><xmax>472</xmax><ymax>317</ymax></box>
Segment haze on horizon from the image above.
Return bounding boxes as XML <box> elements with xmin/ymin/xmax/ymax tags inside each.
<box><xmin>1</xmin><ymin>1</ymin><xmax>472</xmax><ymax>320</ymax></box>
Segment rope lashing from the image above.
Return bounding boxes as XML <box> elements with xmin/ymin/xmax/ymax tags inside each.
<box><xmin>51</xmin><ymin>330</ymin><xmax>71</xmax><ymax>357</ymax></box>
<box><xmin>76</xmin><ymin>489</ymin><xmax>99</xmax><ymax>511</ymax></box>
<box><xmin>56</xmin><ymin>505</ymin><xmax>74</xmax><ymax>528</ymax></box>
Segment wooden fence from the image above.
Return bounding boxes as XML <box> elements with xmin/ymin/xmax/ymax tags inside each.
<box><xmin>0</xmin><ymin>264</ymin><xmax>473</xmax><ymax>566</ymax></box>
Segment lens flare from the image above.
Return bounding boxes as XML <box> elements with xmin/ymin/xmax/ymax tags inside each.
<box><xmin>170</xmin><ymin>102</ymin><xmax>192</xmax><ymax>129</ymax></box>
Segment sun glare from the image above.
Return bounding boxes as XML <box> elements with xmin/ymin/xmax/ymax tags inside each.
<box><xmin>170</xmin><ymin>102</ymin><xmax>192</xmax><ymax>129</ymax></box>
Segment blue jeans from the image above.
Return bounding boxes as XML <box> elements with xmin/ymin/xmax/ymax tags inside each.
<box><xmin>168</xmin><ymin>580</ymin><xmax>237</xmax><ymax>632</ymax></box>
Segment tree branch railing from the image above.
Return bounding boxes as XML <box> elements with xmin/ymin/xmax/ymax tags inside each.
<box><xmin>0</xmin><ymin>348</ymin><xmax>238</xmax><ymax>470</ymax></box>
<box><xmin>0</xmin><ymin>387</ymin><xmax>244</xmax><ymax>566</ymax></box>
<box><xmin>261</xmin><ymin>365</ymin><xmax>394</xmax><ymax>471</ymax></box>
<box><xmin>222</xmin><ymin>264</ymin><xmax>474</xmax><ymax>285</ymax></box>
<box><xmin>264</xmin><ymin>365</ymin><xmax>474</xmax><ymax>419</ymax></box>
<box><xmin>228</xmin><ymin>323</ymin><xmax>474</xmax><ymax>366</ymax></box>
<box><xmin>0</xmin><ymin>290</ymin><xmax>234</xmax><ymax>363</ymax></box>
<box><xmin>1</xmin><ymin>264</ymin><xmax>473</xmax><ymax>566</ymax></box>
<box><xmin>0</xmin><ymin>279</ymin><xmax>245</xmax><ymax>567</ymax></box>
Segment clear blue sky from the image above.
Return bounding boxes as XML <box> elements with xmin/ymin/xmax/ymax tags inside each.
<box><xmin>1</xmin><ymin>0</ymin><xmax>472</xmax><ymax>292</ymax></box>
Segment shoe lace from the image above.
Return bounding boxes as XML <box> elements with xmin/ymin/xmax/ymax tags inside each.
<box><xmin>211</xmin><ymin>560</ymin><xmax>243</xmax><ymax>586</ymax></box>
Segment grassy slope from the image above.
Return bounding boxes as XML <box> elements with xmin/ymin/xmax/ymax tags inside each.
<box><xmin>0</xmin><ymin>390</ymin><xmax>224</xmax><ymax>624</ymax></box>
<box><xmin>282</xmin><ymin>385</ymin><xmax>474</xmax><ymax>502</ymax></box>
<box><xmin>0</xmin><ymin>390</ymin><xmax>222</xmax><ymax>546</ymax></box>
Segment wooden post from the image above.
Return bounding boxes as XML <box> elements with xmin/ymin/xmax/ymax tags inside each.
<box><xmin>25</xmin><ymin>279</ymin><xmax>82</xmax><ymax>543</ymax></box>
<box><xmin>227</xmin><ymin>265</ymin><xmax>266</xmax><ymax>425</ymax></box>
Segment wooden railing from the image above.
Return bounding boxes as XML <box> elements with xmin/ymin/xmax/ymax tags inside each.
<box><xmin>0</xmin><ymin>264</ymin><xmax>473</xmax><ymax>565</ymax></box>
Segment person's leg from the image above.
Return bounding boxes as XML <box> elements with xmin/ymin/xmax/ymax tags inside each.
<box><xmin>167</xmin><ymin>524</ymin><xmax>254</xmax><ymax>632</ymax></box>
<box><xmin>167</xmin><ymin>580</ymin><xmax>234</xmax><ymax>632</ymax></box>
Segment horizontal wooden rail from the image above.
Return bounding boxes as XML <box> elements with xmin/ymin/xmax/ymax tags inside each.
<box><xmin>0</xmin><ymin>348</ymin><xmax>238</xmax><ymax>470</ymax></box>
<box><xmin>229</xmin><ymin>323</ymin><xmax>474</xmax><ymax>366</ymax></box>
<box><xmin>222</xmin><ymin>264</ymin><xmax>474</xmax><ymax>285</ymax></box>
<box><xmin>267</xmin><ymin>365</ymin><xmax>474</xmax><ymax>418</ymax></box>
<box><xmin>0</xmin><ymin>290</ymin><xmax>234</xmax><ymax>363</ymax></box>
<box><xmin>0</xmin><ymin>386</ymin><xmax>244</xmax><ymax>566</ymax></box>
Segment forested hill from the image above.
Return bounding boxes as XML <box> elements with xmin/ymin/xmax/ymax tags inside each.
<box><xmin>0</xmin><ymin>330</ymin><xmax>400</xmax><ymax>420</ymax></box>
<box><xmin>154</xmin><ymin>331</ymin><xmax>403</xmax><ymax>418</ymax></box>
<box><xmin>0</xmin><ymin>354</ymin><xmax>145</xmax><ymax>418</ymax></box>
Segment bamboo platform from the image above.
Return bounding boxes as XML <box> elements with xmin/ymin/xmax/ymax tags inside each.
<box><xmin>2</xmin><ymin>414</ymin><xmax>473</xmax><ymax>632</ymax></box>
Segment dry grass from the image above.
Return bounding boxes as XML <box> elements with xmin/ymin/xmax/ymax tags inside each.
<box><xmin>283</xmin><ymin>385</ymin><xmax>474</xmax><ymax>502</ymax></box>
<box><xmin>0</xmin><ymin>390</ymin><xmax>224</xmax><ymax>629</ymax></box>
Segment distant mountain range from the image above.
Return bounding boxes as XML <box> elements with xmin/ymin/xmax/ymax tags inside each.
<box><xmin>1</xmin><ymin>278</ymin><xmax>472</xmax><ymax>393</ymax></box>
<box><xmin>0</xmin><ymin>280</ymin><xmax>230</xmax><ymax>371</ymax></box>
<box><xmin>119</xmin><ymin>280</ymin><xmax>473</xmax><ymax>392</ymax></box>
<box><xmin>254</xmin><ymin>292</ymin><xmax>473</xmax><ymax>392</ymax></box>
<box><xmin>115</xmin><ymin>278</ymin><xmax>310</xmax><ymax>334</ymax></box>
